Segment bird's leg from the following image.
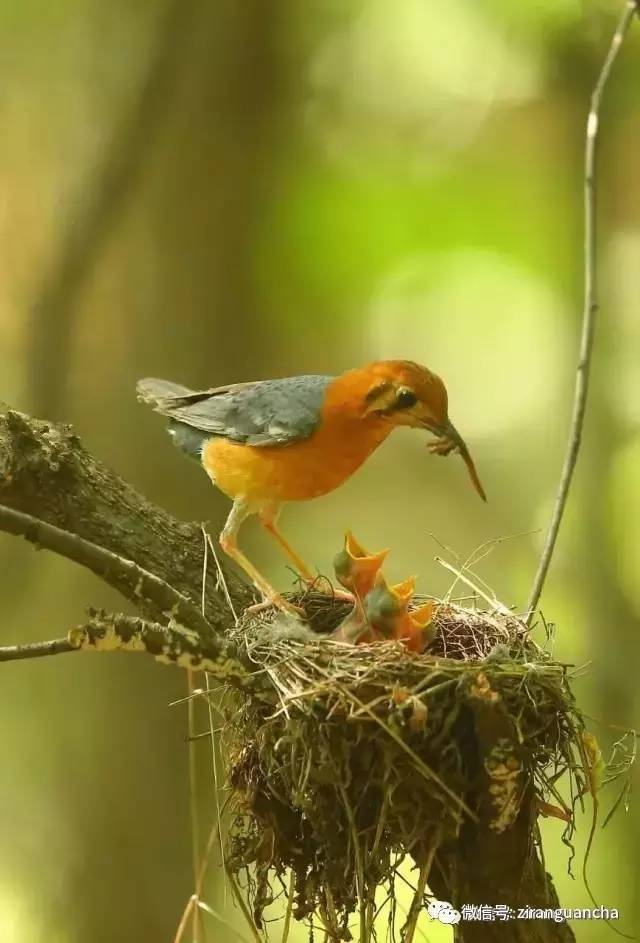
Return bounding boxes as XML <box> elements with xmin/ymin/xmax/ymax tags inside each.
<box><xmin>220</xmin><ymin>500</ymin><xmax>303</xmax><ymax>618</ymax></box>
<box><xmin>258</xmin><ymin>505</ymin><xmax>315</xmax><ymax>581</ymax></box>
<box><xmin>258</xmin><ymin>507</ymin><xmax>355</xmax><ymax>603</ymax></box>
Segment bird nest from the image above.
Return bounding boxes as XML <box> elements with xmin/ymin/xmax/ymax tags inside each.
<box><xmin>218</xmin><ymin>592</ymin><xmax>594</xmax><ymax>940</ymax></box>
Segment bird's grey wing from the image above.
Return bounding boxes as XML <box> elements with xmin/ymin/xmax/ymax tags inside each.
<box><xmin>138</xmin><ymin>374</ymin><xmax>334</xmax><ymax>446</ymax></box>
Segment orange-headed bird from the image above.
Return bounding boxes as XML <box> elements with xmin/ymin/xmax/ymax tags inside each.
<box><xmin>137</xmin><ymin>360</ymin><xmax>485</xmax><ymax>614</ymax></box>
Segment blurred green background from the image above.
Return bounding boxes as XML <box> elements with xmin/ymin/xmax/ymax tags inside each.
<box><xmin>0</xmin><ymin>0</ymin><xmax>638</xmax><ymax>940</ymax></box>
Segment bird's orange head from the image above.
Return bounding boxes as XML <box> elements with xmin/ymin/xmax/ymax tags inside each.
<box><xmin>327</xmin><ymin>360</ymin><xmax>486</xmax><ymax>501</ymax></box>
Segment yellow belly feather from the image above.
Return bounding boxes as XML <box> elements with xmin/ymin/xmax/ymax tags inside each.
<box><xmin>202</xmin><ymin>420</ymin><xmax>391</xmax><ymax>503</ymax></box>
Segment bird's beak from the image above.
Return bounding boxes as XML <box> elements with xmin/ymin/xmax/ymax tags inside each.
<box><xmin>425</xmin><ymin>420</ymin><xmax>487</xmax><ymax>502</ymax></box>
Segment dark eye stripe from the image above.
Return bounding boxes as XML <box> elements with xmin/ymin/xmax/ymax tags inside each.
<box><xmin>364</xmin><ymin>380</ymin><xmax>393</xmax><ymax>403</ymax></box>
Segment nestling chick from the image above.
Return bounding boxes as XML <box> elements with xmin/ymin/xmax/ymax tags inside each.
<box><xmin>363</xmin><ymin>572</ymin><xmax>436</xmax><ymax>652</ymax></box>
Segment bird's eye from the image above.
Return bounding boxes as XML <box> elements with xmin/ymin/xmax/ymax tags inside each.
<box><xmin>395</xmin><ymin>388</ymin><xmax>417</xmax><ymax>409</ymax></box>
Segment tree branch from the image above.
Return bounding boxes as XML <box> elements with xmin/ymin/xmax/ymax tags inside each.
<box><xmin>0</xmin><ymin>407</ymin><xmax>253</xmax><ymax>635</ymax></box>
<box><xmin>0</xmin><ymin>503</ymin><xmax>212</xmax><ymax>640</ymax></box>
<box><xmin>0</xmin><ymin>612</ymin><xmax>267</xmax><ymax>692</ymax></box>
<box><xmin>527</xmin><ymin>1</ymin><xmax>638</xmax><ymax>619</ymax></box>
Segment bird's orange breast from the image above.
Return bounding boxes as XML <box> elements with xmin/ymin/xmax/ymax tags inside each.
<box><xmin>202</xmin><ymin>415</ymin><xmax>391</xmax><ymax>504</ymax></box>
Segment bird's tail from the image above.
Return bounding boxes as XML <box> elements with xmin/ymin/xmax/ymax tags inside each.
<box><xmin>136</xmin><ymin>377</ymin><xmax>198</xmax><ymax>412</ymax></box>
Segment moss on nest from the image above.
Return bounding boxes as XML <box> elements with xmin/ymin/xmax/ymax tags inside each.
<box><xmin>219</xmin><ymin>596</ymin><xmax>589</xmax><ymax>939</ymax></box>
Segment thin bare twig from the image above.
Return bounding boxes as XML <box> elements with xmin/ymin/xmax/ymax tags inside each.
<box><xmin>225</xmin><ymin>867</ymin><xmax>265</xmax><ymax>943</ymax></box>
<box><xmin>280</xmin><ymin>871</ymin><xmax>295</xmax><ymax>943</ymax></box>
<box><xmin>200</xmin><ymin>527</ymin><xmax>230</xmax><ymax>898</ymax></box>
<box><xmin>174</xmin><ymin>799</ymin><xmax>234</xmax><ymax>943</ymax></box>
<box><xmin>0</xmin><ymin>638</ymin><xmax>75</xmax><ymax>661</ymax></box>
<box><xmin>187</xmin><ymin>668</ymin><xmax>204</xmax><ymax>943</ymax></box>
<box><xmin>402</xmin><ymin>845</ymin><xmax>436</xmax><ymax>943</ymax></box>
<box><xmin>526</xmin><ymin>1</ymin><xmax>639</xmax><ymax>620</ymax></box>
<box><xmin>0</xmin><ymin>503</ymin><xmax>212</xmax><ymax>638</ymax></box>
